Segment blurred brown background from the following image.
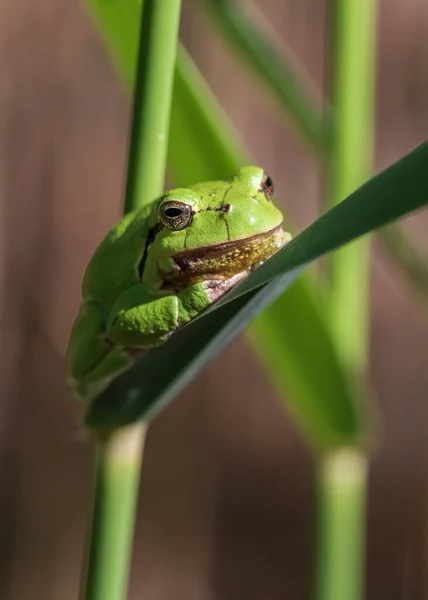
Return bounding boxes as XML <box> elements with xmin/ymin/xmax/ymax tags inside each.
<box><xmin>1</xmin><ymin>0</ymin><xmax>428</xmax><ymax>598</ymax></box>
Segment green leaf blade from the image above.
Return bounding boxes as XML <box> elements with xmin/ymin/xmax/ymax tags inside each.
<box><xmin>249</xmin><ymin>280</ymin><xmax>366</xmax><ymax>449</ymax></box>
<box><xmin>85</xmin><ymin>142</ymin><xmax>428</xmax><ymax>446</ymax></box>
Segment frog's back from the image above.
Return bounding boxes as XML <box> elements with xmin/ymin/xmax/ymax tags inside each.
<box><xmin>82</xmin><ymin>203</ymin><xmax>153</xmax><ymax>310</ymax></box>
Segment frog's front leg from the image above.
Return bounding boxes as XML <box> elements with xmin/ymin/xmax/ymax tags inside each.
<box><xmin>69</xmin><ymin>283</ymin><xmax>215</xmax><ymax>403</ymax></box>
<box><xmin>106</xmin><ymin>282</ymin><xmax>213</xmax><ymax>348</ymax></box>
<box><xmin>106</xmin><ymin>283</ymin><xmax>180</xmax><ymax>348</ymax></box>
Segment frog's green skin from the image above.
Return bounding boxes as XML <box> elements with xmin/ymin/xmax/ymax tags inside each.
<box><xmin>66</xmin><ymin>166</ymin><xmax>291</xmax><ymax>403</ymax></box>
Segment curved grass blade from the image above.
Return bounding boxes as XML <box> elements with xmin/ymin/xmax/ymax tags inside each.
<box><xmin>86</xmin><ymin>142</ymin><xmax>428</xmax><ymax>441</ymax></box>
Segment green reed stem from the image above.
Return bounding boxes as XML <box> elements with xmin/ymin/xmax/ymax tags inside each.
<box><xmin>316</xmin><ymin>1</ymin><xmax>378</xmax><ymax>599</ymax></box>
<box><xmin>315</xmin><ymin>449</ymin><xmax>368</xmax><ymax>600</ymax></box>
<box><xmin>82</xmin><ymin>425</ymin><xmax>147</xmax><ymax>600</ymax></box>
<box><xmin>327</xmin><ymin>0</ymin><xmax>377</xmax><ymax>370</ymax></box>
<box><xmin>124</xmin><ymin>0</ymin><xmax>181</xmax><ymax>212</ymax></box>
<box><xmin>81</xmin><ymin>2</ymin><xmax>181</xmax><ymax>599</ymax></box>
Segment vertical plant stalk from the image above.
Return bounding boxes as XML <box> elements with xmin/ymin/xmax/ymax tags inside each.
<box><xmin>315</xmin><ymin>449</ymin><xmax>368</xmax><ymax>600</ymax></box>
<box><xmin>327</xmin><ymin>0</ymin><xmax>377</xmax><ymax>372</ymax></box>
<box><xmin>124</xmin><ymin>0</ymin><xmax>182</xmax><ymax>212</ymax></box>
<box><xmin>81</xmin><ymin>2</ymin><xmax>182</xmax><ymax>599</ymax></box>
<box><xmin>199</xmin><ymin>0</ymin><xmax>328</xmax><ymax>154</ymax></box>
<box><xmin>82</xmin><ymin>424</ymin><xmax>147</xmax><ymax>600</ymax></box>
<box><xmin>316</xmin><ymin>1</ymin><xmax>378</xmax><ymax>600</ymax></box>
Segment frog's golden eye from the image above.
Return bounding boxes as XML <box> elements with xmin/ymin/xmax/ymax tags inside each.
<box><xmin>260</xmin><ymin>173</ymin><xmax>274</xmax><ymax>200</ymax></box>
<box><xmin>159</xmin><ymin>201</ymin><xmax>193</xmax><ymax>230</ymax></box>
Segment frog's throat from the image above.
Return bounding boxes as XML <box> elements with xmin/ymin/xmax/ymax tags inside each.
<box><xmin>162</xmin><ymin>223</ymin><xmax>285</xmax><ymax>288</ymax></box>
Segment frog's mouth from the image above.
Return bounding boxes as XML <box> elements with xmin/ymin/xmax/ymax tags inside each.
<box><xmin>162</xmin><ymin>223</ymin><xmax>286</xmax><ymax>288</ymax></box>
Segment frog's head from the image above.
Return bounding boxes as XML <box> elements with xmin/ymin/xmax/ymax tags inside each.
<box><xmin>144</xmin><ymin>166</ymin><xmax>289</xmax><ymax>289</ymax></box>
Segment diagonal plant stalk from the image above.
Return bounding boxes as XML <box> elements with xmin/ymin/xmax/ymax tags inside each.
<box><xmin>80</xmin><ymin>2</ymin><xmax>181</xmax><ymax>599</ymax></box>
<box><xmin>379</xmin><ymin>224</ymin><xmax>428</xmax><ymax>309</ymax></box>
<box><xmin>198</xmin><ymin>0</ymin><xmax>329</xmax><ymax>154</ymax></box>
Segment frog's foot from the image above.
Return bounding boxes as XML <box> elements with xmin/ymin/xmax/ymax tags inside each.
<box><xmin>68</xmin><ymin>344</ymin><xmax>132</xmax><ymax>404</ymax></box>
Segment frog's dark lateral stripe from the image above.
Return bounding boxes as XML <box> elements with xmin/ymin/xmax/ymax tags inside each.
<box><xmin>138</xmin><ymin>222</ymin><xmax>164</xmax><ymax>278</ymax></box>
<box><xmin>163</xmin><ymin>224</ymin><xmax>284</xmax><ymax>288</ymax></box>
<box><xmin>173</xmin><ymin>224</ymin><xmax>283</xmax><ymax>263</ymax></box>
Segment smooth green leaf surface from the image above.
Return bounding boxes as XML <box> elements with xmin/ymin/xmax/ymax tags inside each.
<box><xmin>86</xmin><ymin>142</ymin><xmax>428</xmax><ymax>448</ymax></box>
<box><xmin>248</xmin><ymin>283</ymin><xmax>363</xmax><ymax>448</ymax></box>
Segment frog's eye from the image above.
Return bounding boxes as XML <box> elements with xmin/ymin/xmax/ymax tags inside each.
<box><xmin>260</xmin><ymin>173</ymin><xmax>274</xmax><ymax>200</ymax></box>
<box><xmin>159</xmin><ymin>201</ymin><xmax>193</xmax><ymax>230</ymax></box>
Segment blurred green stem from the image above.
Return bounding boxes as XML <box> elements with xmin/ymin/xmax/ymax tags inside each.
<box><xmin>81</xmin><ymin>1</ymin><xmax>181</xmax><ymax>598</ymax></box>
<box><xmin>82</xmin><ymin>425</ymin><xmax>147</xmax><ymax>600</ymax></box>
<box><xmin>317</xmin><ymin>0</ymin><xmax>377</xmax><ymax>599</ymax></box>
<box><xmin>327</xmin><ymin>0</ymin><xmax>377</xmax><ymax>372</ymax></box>
<box><xmin>315</xmin><ymin>449</ymin><xmax>367</xmax><ymax>600</ymax></box>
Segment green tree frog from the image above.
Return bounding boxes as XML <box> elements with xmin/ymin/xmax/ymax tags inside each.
<box><xmin>66</xmin><ymin>166</ymin><xmax>291</xmax><ymax>403</ymax></box>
